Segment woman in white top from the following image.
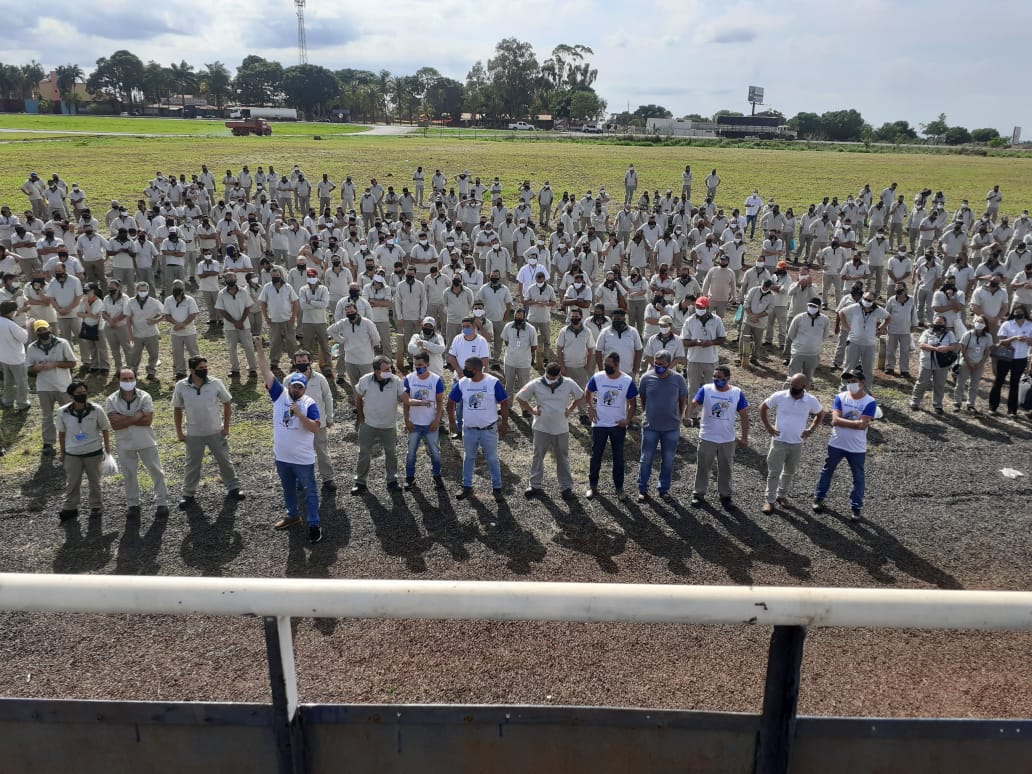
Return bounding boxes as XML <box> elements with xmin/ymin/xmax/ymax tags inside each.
<box><xmin>988</xmin><ymin>303</ymin><xmax>1032</xmax><ymax>415</ymax></box>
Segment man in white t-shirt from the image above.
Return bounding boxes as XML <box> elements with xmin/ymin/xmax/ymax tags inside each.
<box><xmin>402</xmin><ymin>351</ymin><xmax>445</xmax><ymax>489</ymax></box>
<box><xmin>812</xmin><ymin>369</ymin><xmax>877</xmax><ymax>521</ymax></box>
<box><xmin>447</xmin><ymin>356</ymin><xmax>509</xmax><ymax>499</ymax></box>
<box><xmin>691</xmin><ymin>365</ymin><xmax>749</xmax><ymax>508</ymax></box>
<box><xmin>585</xmin><ymin>351</ymin><xmax>637</xmax><ymax>501</ymax></box>
<box><xmin>759</xmin><ymin>375</ymin><xmax>824</xmax><ymax>513</ymax></box>
<box><xmin>255</xmin><ymin>339</ymin><xmax>322</xmax><ymax>543</ymax></box>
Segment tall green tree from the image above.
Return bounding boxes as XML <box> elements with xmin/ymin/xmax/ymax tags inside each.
<box><xmin>19</xmin><ymin>61</ymin><xmax>44</xmax><ymax>99</ymax></box>
<box><xmin>0</xmin><ymin>64</ymin><xmax>24</xmax><ymax>100</ymax></box>
<box><xmin>335</xmin><ymin>68</ymin><xmax>377</xmax><ymax>121</ymax></box>
<box><xmin>634</xmin><ymin>104</ymin><xmax>672</xmax><ymax>120</ymax></box>
<box><xmin>922</xmin><ymin>113</ymin><xmax>948</xmax><ymax>142</ymax></box>
<box><xmin>487</xmin><ymin>38</ymin><xmax>539</xmax><ymax>119</ymax></box>
<box><xmin>234</xmin><ymin>56</ymin><xmax>284</xmax><ymax>105</ymax></box>
<box><xmin>568</xmin><ymin>89</ymin><xmax>603</xmax><ymax>122</ymax></box>
<box><xmin>281</xmin><ymin>64</ymin><xmax>339</xmax><ymax>117</ymax></box>
<box><xmin>200</xmin><ymin>61</ymin><xmax>231</xmax><ymax>108</ymax></box>
<box><xmin>168</xmin><ymin>60</ymin><xmax>197</xmax><ymax>107</ymax></box>
<box><xmin>787</xmin><ymin>111</ymin><xmax>822</xmax><ymax>138</ymax></box>
<box><xmin>142</xmin><ymin>61</ymin><xmax>173</xmax><ymax>105</ymax></box>
<box><xmin>463</xmin><ymin>60</ymin><xmax>497</xmax><ymax>122</ymax></box>
<box><xmin>425</xmin><ymin>77</ymin><xmax>463</xmax><ymax>121</ymax></box>
<box><xmin>970</xmin><ymin>127</ymin><xmax>1000</xmax><ymax>143</ymax></box>
<box><xmin>53</xmin><ymin>64</ymin><xmax>84</xmax><ymax>110</ymax></box>
<box><xmin>819</xmin><ymin>109</ymin><xmax>866</xmax><ymax>141</ymax></box>
<box><xmin>86</xmin><ymin>50</ymin><xmax>145</xmax><ymax>109</ymax></box>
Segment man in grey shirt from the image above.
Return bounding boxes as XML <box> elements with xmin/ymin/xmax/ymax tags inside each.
<box><xmin>635</xmin><ymin>350</ymin><xmax>688</xmax><ymax>501</ymax></box>
<box><xmin>516</xmin><ymin>362</ymin><xmax>584</xmax><ymax>500</ymax></box>
<box><xmin>351</xmin><ymin>355</ymin><xmax>404</xmax><ymax>494</ymax></box>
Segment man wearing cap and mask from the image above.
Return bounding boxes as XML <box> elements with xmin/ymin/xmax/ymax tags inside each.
<box><xmin>215</xmin><ymin>271</ymin><xmax>258</xmax><ymax>378</ymax></box>
<box><xmin>500</xmin><ymin>305</ymin><xmax>538</xmax><ymax>402</ymax></box>
<box><xmin>27</xmin><ymin>319</ymin><xmax>77</xmax><ymax>454</ymax></box>
<box><xmin>394</xmin><ymin>264</ymin><xmax>426</xmax><ymax>365</ymax></box>
<box><xmin>46</xmin><ymin>259</ymin><xmax>83</xmax><ymax>345</ymax></box>
<box><xmin>681</xmin><ymin>296</ymin><xmax>726</xmax><ymax>425</ymax></box>
<box><xmin>407</xmin><ymin>316</ymin><xmax>447</xmax><ymax>376</ymax></box>
<box><xmin>740</xmin><ymin>278</ymin><xmax>776</xmax><ymax>366</ymax></box>
<box><xmin>160</xmin><ymin>227</ymin><xmax>188</xmax><ymax>297</ymax></box>
<box><xmin>258</xmin><ymin>267</ymin><xmax>299</xmax><ymax>369</ymax></box>
<box><xmin>813</xmin><ymin>369</ymin><xmax>876</xmax><ymax>522</ymax></box>
<box><xmin>162</xmin><ymin>279</ymin><xmax>200</xmax><ymax>380</ymax></box>
<box><xmin>254</xmin><ymin>338</ymin><xmax>322</xmax><ymax>543</ymax></box>
<box><xmin>787</xmin><ymin>297</ymin><xmax>830</xmax><ymax>380</ymax></box>
<box><xmin>298</xmin><ymin>268</ymin><xmax>332</xmax><ymax>372</ymax></box>
<box><xmin>517</xmin><ymin>360</ymin><xmax>583</xmax><ymax>500</ymax></box>
<box><xmin>595</xmin><ymin>307</ymin><xmax>643</xmax><ymax>376</ymax></box>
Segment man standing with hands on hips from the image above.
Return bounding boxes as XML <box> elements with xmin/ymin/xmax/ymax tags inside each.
<box><xmin>759</xmin><ymin>374</ymin><xmax>824</xmax><ymax>514</ymax></box>
<box><xmin>690</xmin><ymin>365</ymin><xmax>749</xmax><ymax>509</ymax></box>
<box><xmin>448</xmin><ymin>356</ymin><xmax>509</xmax><ymax>501</ymax></box>
<box><xmin>254</xmin><ymin>336</ymin><xmax>323</xmax><ymax>543</ymax></box>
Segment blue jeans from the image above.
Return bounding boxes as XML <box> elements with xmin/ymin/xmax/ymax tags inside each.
<box><xmin>746</xmin><ymin>214</ymin><xmax>757</xmax><ymax>237</ymax></box>
<box><xmin>589</xmin><ymin>425</ymin><xmax>627</xmax><ymax>491</ymax></box>
<box><xmin>406</xmin><ymin>424</ymin><xmax>442</xmax><ymax>478</ymax></box>
<box><xmin>275</xmin><ymin>460</ymin><xmax>320</xmax><ymax>526</ymax></box>
<box><xmin>462</xmin><ymin>426</ymin><xmax>501</xmax><ymax>488</ymax></box>
<box><xmin>637</xmin><ymin>427</ymin><xmax>680</xmax><ymax>494</ymax></box>
<box><xmin>814</xmin><ymin>445</ymin><xmax>866</xmax><ymax>510</ymax></box>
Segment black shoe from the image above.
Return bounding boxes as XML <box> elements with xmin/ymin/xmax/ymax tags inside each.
<box><xmin>126</xmin><ymin>505</ymin><xmax>141</xmax><ymax>520</ymax></box>
<box><xmin>493</xmin><ymin>488</ymin><xmax>504</xmax><ymax>501</ymax></box>
<box><xmin>636</xmin><ymin>492</ymin><xmax>648</xmax><ymax>503</ymax></box>
<box><xmin>432</xmin><ymin>475</ymin><xmax>445</xmax><ymax>489</ymax></box>
<box><xmin>450</xmin><ymin>431</ymin><xmax>462</xmax><ymax>440</ymax></box>
<box><xmin>560</xmin><ymin>489</ymin><xmax>574</xmax><ymax>500</ymax></box>
<box><xmin>336</xmin><ymin>377</ymin><xmax>347</xmax><ymax>386</ymax></box>
<box><xmin>952</xmin><ymin>404</ymin><xmax>962</xmax><ymax>413</ymax></box>
<box><xmin>524</xmin><ymin>486</ymin><xmax>541</xmax><ymax>499</ymax></box>
<box><xmin>884</xmin><ymin>368</ymin><xmax>895</xmax><ymax>375</ymax></box>
<box><xmin>227</xmin><ymin>489</ymin><xmax>245</xmax><ymax>501</ymax></box>
<box><xmin>386</xmin><ymin>481</ymin><xmax>401</xmax><ymax>492</ymax></box>
<box><xmin>403</xmin><ymin>477</ymin><xmax>415</xmax><ymax>491</ymax></box>
<box><xmin>308</xmin><ymin>525</ymin><xmax>323</xmax><ymax>544</ymax></box>
<box><xmin>720</xmin><ymin>496</ymin><xmax>734</xmax><ymax>509</ymax></box>
<box><xmin>248</xmin><ymin>370</ymin><xmax>258</xmax><ymax>379</ymax></box>
<box><xmin>934</xmin><ymin>407</ymin><xmax>944</xmax><ymax>415</ymax></box>
<box><xmin>154</xmin><ymin>506</ymin><xmax>169</xmax><ymax>519</ymax></box>
<box><xmin>690</xmin><ymin>493</ymin><xmax>704</xmax><ymax>506</ymax></box>
<box><xmin>178</xmin><ymin>496</ymin><xmax>196</xmax><ymax>510</ymax></box>
<box><xmin>41</xmin><ymin>444</ymin><xmax>55</xmax><ymax>456</ymax></box>
<box><xmin>456</xmin><ymin>486</ymin><xmax>473</xmax><ymax>500</ymax></box>
<box><xmin>812</xmin><ymin>498</ymin><xmax>825</xmax><ymax>513</ymax></box>
<box><xmin>228</xmin><ymin>370</ymin><xmax>241</xmax><ymax>378</ymax></box>
<box><xmin>58</xmin><ymin>509</ymin><xmax>78</xmax><ymax>522</ymax></box>
<box><xmin>851</xmin><ymin>507</ymin><xmax>862</xmax><ymax>522</ymax></box>
<box><xmin>322</xmin><ymin>480</ymin><xmax>337</xmax><ymax>492</ymax></box>
<box><xmin>89</xmin><ymin>508</ymin><xmax>103</xmax><ymax>518</ymax></box>
<box><xmin>350</xmin><ymin>483</ymin><xmax>367</xmax><ymax>496</ymax></box>
<box><xmin>899</xmin><ymin>372</ymin><xmax>911</xmax><ymax>379</ymax></box>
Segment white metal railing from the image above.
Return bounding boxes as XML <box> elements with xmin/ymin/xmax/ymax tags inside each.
<box><xmin>2</xmin><ymin>574</ymin><xmax>1030</xmax><ymax>631</ymax></box>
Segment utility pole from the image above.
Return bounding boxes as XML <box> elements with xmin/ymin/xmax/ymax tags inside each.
<box><xmin>295</xmin><ymin>0</ymin><xmax>308</xmax><ymax>65</ymax></box>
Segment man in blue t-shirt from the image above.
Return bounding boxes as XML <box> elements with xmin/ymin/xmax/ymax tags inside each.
<box><xmin>585</xmin><ymin>351</ymin><xmax>638</xmax><ymax>500</ymax></box>
<box><xmin>690</xmin><ymin>364</ymin><xmax>749</xmax><ymax>508</ymax></box>
<box><xmin>447</xmin><ymin>356</ymin><xmax>509</xmax><ymax>500</ymax></box>
<box><xmin>813</xmin><ymin>368</ymin><xmax>877</xmax><ymax>521</ymax></box>
<box><xmin>255</xmin><ymin>336</ymin><xmax>323</xmax><ymax>543</ymax></box>
<box><xmin>636</xmin><ymin>350</ymin><xmax>688</xmax><ymax>501</ymax></box>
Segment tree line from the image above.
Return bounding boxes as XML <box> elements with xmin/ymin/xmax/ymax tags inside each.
<box><xmin>0</xmin><ymin>39</ymin><xmax>607</xmax><ymax>124</ymax></box>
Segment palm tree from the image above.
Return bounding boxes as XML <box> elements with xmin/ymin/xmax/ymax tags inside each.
<box><xmin>167</xmin><ymin>60</ymin><xmax>198</xmax><ymax>108</ymax></box>
<box><xmin>201</xmin><ymin>62</ymin><xmax>231</xmax><ymax>109</ymax></box>
<box><xmin>54</xmin><ymin>64</ymin><xmax>84</xmax><ymax>112</ymax></box>
<box><xmin>20</xmin><ymin>60</ymin><xmax>45</xmax><ymax>100</ymax></box>
<box><xmin>376</xmin><ymin>69</ymin><xmax>393</xmax><ymax>123</ymax></box>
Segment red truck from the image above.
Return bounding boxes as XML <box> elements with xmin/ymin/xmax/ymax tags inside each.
<box><xmin>224</xmin><ymin>117</ymin><xmax>273</xmax><ymax>136</ymax></box>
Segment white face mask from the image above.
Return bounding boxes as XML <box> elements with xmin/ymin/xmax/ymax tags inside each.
<box><xmin>756</xmin><ymin>262</ymin><xmax>765</xmax><ymax>269</ymax></box>
<box><xmin>695</xmin><ymin>308</ymin><xmax>707</xmax><ymax>317</ymax></box>
<box><xmin>306</xmin><ymin>277</ymin><xmax>318</xmax><ymax>285</ymax></box>
<box><xmin>807</xmin><ymin>305</ymin><xmax>820</xmax><ymax>315</ymax></box>
<box><xmin>528</xmin><ymin>258</ymin><xmax>537</xmax><ymax>265</ymax></box>
<box><xmin>861</xmin><ymin>299</ymin><xmax>873</xmax><ymax>308</ymax></box>
<box><xmin>119</xmin><ymin>381</ymin><xmax>136</xmax><ymax>392</ymax></box>
<box><xmin>473</xmin><ymin>309</ymin><xmax>485</xmax><ymax>317</ymax></box>
<box><xmin>974</xmin><ymin>323</ymin><xmax>986</xmax><ymax>332</ymax></box>
<box><xmin>846</xmin><ymin>382</ymin><xmax>862</xmax><ymax>395</ymax></box>
<box><xmin>545</xmin><ymin>377</ymin><xmax>559</xmax><ymax>385</ymax></box>
<box><xmin>659</xmin><ymin>326</ymin><xmax>671</xmax><ymax>335</ymax></box>
<box><xmin>573</xmin><ymin>282</ymin><xmax>583</xmax><ymax>290</ymax></box>
<box><xmin>137</xmin><ymin>291</ymin><xmax>149</xmax><ymax>299</ymax></box>
<box><xmin>536</xmin><ymin>280</ymin><xmax>546</xmax><ymax>287</ymax></box>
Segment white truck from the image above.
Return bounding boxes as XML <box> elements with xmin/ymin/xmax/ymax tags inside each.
<box><xmin>507</xmin><ymin>121</ymin><xmax>536</xmax><ymax>131</ymax></box>
<box><xmin>229</xmin><ymin>106</ymin><xmax>298</xmax><ymax>121</ymax></box>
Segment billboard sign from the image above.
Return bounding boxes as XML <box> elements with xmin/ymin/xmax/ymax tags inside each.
<box><xmin>748</xmin><ymin>86</ymin><xmax>764</xmax><ymax>104</ymax></box>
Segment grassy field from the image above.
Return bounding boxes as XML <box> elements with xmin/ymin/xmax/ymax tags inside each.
<box><xmin>3</xmin><ymin>134</ymin><xmax>1032</xmax><ymax>216</ymax></box>
<box><xmin>0</xmin><ymin>113</ymin><xmax>368</xmax><ymax>137</ymax></box>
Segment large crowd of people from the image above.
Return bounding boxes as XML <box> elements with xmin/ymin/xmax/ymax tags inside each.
<box><xmin>2</xmin><ymin>161</ymin><xmax>1031</xmax><ymax>544</ymax></box>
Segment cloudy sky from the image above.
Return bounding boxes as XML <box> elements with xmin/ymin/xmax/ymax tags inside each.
<box><xmin>1</xmin><ymin>0</ymin><xmax>1026</xmax><ymax>133</ymax></box>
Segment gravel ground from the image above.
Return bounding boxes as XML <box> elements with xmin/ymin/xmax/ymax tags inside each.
<box><xmin>1</xmin><ymin>272</ymin><xmax>1030</xmax><ymax>719</ymax></box>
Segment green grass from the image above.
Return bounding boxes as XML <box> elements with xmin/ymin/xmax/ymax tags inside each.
<box><xmin>0</xmin><ymin>114</ymin><xmax>368</xmax><ymax>137</ymax></box>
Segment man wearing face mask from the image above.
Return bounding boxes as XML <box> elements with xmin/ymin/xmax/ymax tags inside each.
<box><xmin>476</xmin><ymin>269</ymin><xmax>513</xmax><ymax>365</ymax></box>
<box><xmin>0</xmin><ymin>300</ymin><xmax>29</xmax><ymax>411</ymax></box>
<box><xmin>393</xmin><ymin>266</ymin><xmax>426</xmax><ymax>365</ymax></box>
<box><xmin>350</xmin><ymin>355</ymin><xmax>404</xmax><ymax>495</ymax></box>
<box><xmin>595</xmin><ymin>307</ymin><xmax>643</xmax><ymax>378</ymax></box>
<box><xmin>27</xmin><ymin>320</ymin><xmax>77</xmax><ymax>454</ymax></box>
<box><xmin>402</xmin><ymin>352</ymin><xmax>446</xmax><ymax>490</ymax></box>
<box><xmin>105</xmin><ymin>367</ymin><xmax>169</xmax><ymax>520</ymax></box>
<box><xmin>125</xmin><ymin>281</ymin><xmax>163</xmax><ymax>381</ymax></box>
<box><xmin>162</xmin><ymin>279</ymin><xmax>200</xmax><ymax>380</ymax></box>
<box><xmin>643</xmin><ymin>314</ymin><xmax>686</xmax><ymax>371</ymax></box>
<box><xmin>215</xmin><ymin>272</ymin><xmax>258</xmax><ymax>378</ymax></box>
<box><xmin>56</xmin><ymin>380</ymin><xmax>112</xmax><ymax>521</ymax></box>
<box><xmin>172</xmin><ymin>356</ymin><xmax>244</xmax><ymax>509</ymax></box>
<box><xmin>739</xmin><ymin>279</ymin><xmax>776</xmax><ymax>367</ymax></box>
<box><xmin>813</xmin><ymin>369</ymin><xmax>876</xmax><ymax>521</ymax></box>
<box><xmin>258</xmin><ymin>268</ymin><xmax>299</xmax><ymax>370</ymax></box>
<box><xmin>442</xmin><ymin>273</ymin><xmax>475</xmax><ymax>343</ymax></box>
<box><xmin>910</xmin><ymin>315</ymin><xmax>960</xmax><ymax>413</ymax></box>
<box><xmin>46</xmin><ymin>260</ymin><xmax>83</xmax><ymax>345</ymax></box>
<box><xmin>406</xmin><ymin>316</ymin><xmax>446</xmax><ymax>376</ymax></box>
<box><xmin>500</xmin><ymin>306</ymin><xmax>538</xmax><ymax>403</ymax></box>
<box><xmin>701</xmin><ymin>256</ymin><xmax>736</xmax><ymax>317</ymax></box>
<box><xmin>690</xmin><ymin>365</ymin><xmax>749</xmax><ymax>508</ymax></box>
<box><xmin>584</xmin><ymin>352</ymin><xmax>637</xmax><ymax>501</ymax></box>
<box><xmin>298</xmin><ymin>269</ymin><xmax>332</xmax><ymax>372</ymax></box>
<box><xmin>759</xmin><ymin>374</ymin><xmax>824</xmax><ymax>514</ymax></box>
<box><xmin>524</xmin><ymin>271</ymin><xmax>557</xmax><ymax>369</ymax></box>
<box><xmin>327</xmin><ymin>301</ymin><xmax>380</xmax><ymax>395</ymax></box>
<box><xmin>786</xmin><ymin>297</ymin><xmax>830</xmax><ymax>380</ymax></box>
<box><xmin>516</xmin><ymin>360</ymin><xmax>584</xmax><ymax>500</ymax></box>
<box><xmin>952</xmin><ymin>315</ymin><xmax>992</xmax><ymax>412</ymax></box>
<box><xmin>882</xmin><ymin>282</ymin><xmax>917</xmax><ymax>377</ymax></box>
<box><xmin>680</xmin><ymin>296</ymin><xmax>726</xmax><ymax>425</ymax></box>
<box><xmin>840</xmin><ymin>291</ymin><xmax>889</xmax><ymax>383</ymax></box>
<box><xmin>635</xmin><ymin>350</ymin><xmax>687</xmax><ymax>502</ymax></box>
<box><xmin>448</xmin><ymin>356</ymin><xmax>509</xmax><ymax>500</ymax></box>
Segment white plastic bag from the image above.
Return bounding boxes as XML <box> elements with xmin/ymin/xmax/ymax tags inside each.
<box><xmin>101</xmin><ymin>453</ymin><xmax>119</xmax><ymax>477</ymax></box>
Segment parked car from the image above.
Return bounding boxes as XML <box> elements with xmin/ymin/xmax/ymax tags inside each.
<box><xmin>581</xmin><ymin>124</ymin><xmax>604</xmax><ymax>134</ymax></box>
<box><xmin>507</xmin><ymin>121</ymin><xmax>536</xmax><ymax>131</ymax></box>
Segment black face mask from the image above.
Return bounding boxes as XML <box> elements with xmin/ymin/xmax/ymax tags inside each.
<box><xmin>194</xmin><ymin>369</ymin><xmax>208</xmax><ymax>380</ymax></box>
<box><xmin>789</xmin><ymin>387</ymin><xmax>804</xmax><ymax>398</ymax></box>
<box><xmin>294</xmin><ymin>362</ymin><xmax>310</xmax><ymax>372</ymax></box>
<box><xmin>37</xmin><ymin>332</ymin><xmax>51</xmax><ymax>341</ymax></box>
<box><xmin>54</xmin><ymin>273</ymin><xmax>67</xmax><ymax>280</ymax></box>
<box><xmin>72</xmin><ymin>393</ymin><xmax>87</xmax><ymax>404</ymax></box>
<box><xmin>272</xmin><ymin>278</ymin><xmax>283</xmax><ymax>285</ymax></box>
<box><xmin>462</xmin><ymin>368</ymin><xmax>474</xmax><ymax>378</ymax></box>
<box><xmin>604</xmin><ymin>365</ymin><xmax>617</xmax><ymax>375</ymax></box>
<box><xmin>346</xmin><ymin>312</ymin><xmax>357</xmax><ymax>321</ymax></box>
<box><xmin>349</xmin><ymin>290</ymin><xmax>360</xmax><ymax>299</ymax></box>
<box><xmin>422</xmin><ymin>327</ymin><xmax>434</xmax><ymax>336</ymax></box>
<box><xmin>570</xmin><ymin>319</ymin><xmax>582</xmax><ymax>326</ymax></box>
<box><xmin>612</xmin><ymin>320</ymin><xmax>627</xmax><ymax>331</ymax></box>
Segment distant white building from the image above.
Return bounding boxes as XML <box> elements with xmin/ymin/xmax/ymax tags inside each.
<box><xmin>646</xmin><ymin>118</ymin><xmax>717</xmax><ymax>137</ymax></box>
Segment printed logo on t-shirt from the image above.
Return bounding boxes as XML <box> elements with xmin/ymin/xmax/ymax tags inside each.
<box><xmin>602</xmin><ymin>388</ymin><xmax>620</xmax><ymax>407</ymax></box>
<box><xmin>709</xmin><ymin>397</ymin><xmax>731</xmax><ymax>419</ymax></box>
<box><xmin>468</xmin><ymin>391</ymin><xmax>484</xmax><ymax>410</ymax></box>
